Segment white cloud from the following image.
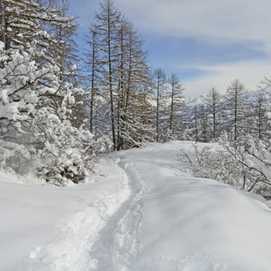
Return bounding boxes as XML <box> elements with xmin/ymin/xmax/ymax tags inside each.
<box><xmin>74</xmin><ymin>0</ymin><xmax>271</xmax><ymax>97</ymax></box>
<box><xmin>115</xmin><ymin>0</ymin><xmax>271</xmax><ymax>48</ymax></box>
<box><xmin>112</xmin><ymin>0</ymin><xmax>271</xmax><ymax>97</ymax></box>
<box><xmin>184</xmin><ymin>60</ymin><xmax>271</xmax><ymax>97</ymax></box>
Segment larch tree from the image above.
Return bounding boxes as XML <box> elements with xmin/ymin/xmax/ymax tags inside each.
<box><xmin>88</xmin><ymin>1</ymin><xmax>153</xmax><ymax>149</ymax></box>
<box><xmin>250</xmin><ymin>91</ymin><xmax>269</xmax><ymax>140</ymax></box>
<box><xmin>118</xmin><ymin>21</ymin><xmax>152</xmax><ymax>149</ymax></box>
<box><xmin>93</xmin><ymin>0</ymin><xmax>121</xmax><ymax>150</ymax></box>
<box><xmin>193</xmin><ymin>105</ymin><xmax>200</xmax><ymax>142</ymax></box>
<box><xmin>154</xmin><ymin>68</ymin><xmax>166</xmax><ymax>142</ymax></box>
<box><xmin>88</xmin><ymin>28</ymin><xmax>98</xmax><ymax>134</ymax></box>
<box><xmin>169</xmin><ymin>73</ymin><xmax>184</xmax><ymax>138</ymax></box>
<box><xmin>198</xmin><ymin>104</ymin><xmax>210</xmax><ymax>142</ymax></box>
<box><xmin>205</xmin><ymin>88</ymin><xmax>221</xmax><ymax>140</ymax></box>
<box><xmin>50</xmin><ymin>0</ymin><xmax>79</xmax><ymax>84</ymax></box>
<box><xmin>116</xmin><ymin>20</ymin><xmax>127</xmax><ymax>150</ymax></box>
<box><xmin>224</xmin><ymin>80</ymin><xmax>246</xmax><ymax>143</ymax></box>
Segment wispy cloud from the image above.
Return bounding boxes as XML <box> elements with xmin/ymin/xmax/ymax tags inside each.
<box><xmin>113</xmin><ymin>0</ymin><xmax>271</xmax><ymax>96</ymax></box>
<box><xmin>115</xmin><ymin>0</ymin><xmax>271</xmax><ymax>48</ymax></box>
<box><xmin>184</xmin><ymin>60</ymin><xmax>271</xmax><ymax>97</ymax></box>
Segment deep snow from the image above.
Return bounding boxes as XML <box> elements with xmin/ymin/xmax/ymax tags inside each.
<box><xmin>94</xmin><ymin>142</ymin><xmax>271</xmax><ymax>271</ymax></box>
<box><xmin>1</xmin><ymin>141</ymin><xmax>271</xmax><ymax>271</ymax></box>
<box><xmin>0</xmin><ymin>159</ymin><xmax>130</xmax><ymax>271</ymax></box>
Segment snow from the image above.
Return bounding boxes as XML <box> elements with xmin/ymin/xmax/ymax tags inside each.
<box><xmin>0</xmin><ymin>158</ymin><xmax>130</xmax><ymax>271</ymax></box>
<box><xmin>93</xmin><ymin>141</ymin><xmax>271</xmax><ymax>271</ymax></box>
<box><xmin>2</xmin><ymin>141</ymin><xmax>271</xmax><ymax>270</ymax></box>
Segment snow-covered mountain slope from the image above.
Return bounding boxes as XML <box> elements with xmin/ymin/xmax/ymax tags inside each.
<box><xmin>1</xmin><ymin>141</ymin><xmax>271</xmax><ymax>271</ymax></box>
<box><xmin>0</xmin><ymin>159</ymin><xmax>130</xmax><ymax>271</ymax></box>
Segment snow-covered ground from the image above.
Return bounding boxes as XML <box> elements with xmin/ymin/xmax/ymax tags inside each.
<box><xmin>2</xmin><ymin>141</ymin><xmax>271</xmax><ymax>271</ymax></box>
<box><xmin>0</xmin><ymin>159</ymin><xmax>130</xmax><ymax>271</ymax></box>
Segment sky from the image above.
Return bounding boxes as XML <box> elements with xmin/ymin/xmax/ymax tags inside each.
<box><xmin>69</xmin><ymin>0</ymin><xmax>271</xmax><ymax>98</ymax></box>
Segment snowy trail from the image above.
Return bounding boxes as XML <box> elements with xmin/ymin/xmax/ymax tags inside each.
<box><xmin>2</xmin><ymin>142</ymin><xmax>271</xmax><ymax>271</ymax></box>
<box><xmin>0</xmin><ymin>158</ymin><xmax>130</xmax><ymax>271</ymax></box>
<box><xmin>89</xmin><ymin>159</ymin><xmax>144</xmax><ymax>271</ymax></box>
<box><xmin>91</xmin><ymin>142</ymin><xmax>271</xmax><ymax>271</ymax></box>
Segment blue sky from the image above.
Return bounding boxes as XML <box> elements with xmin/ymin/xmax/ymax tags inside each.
<box><xmin>69</xmin><ymin>0</ymin><xmax>271</xmax><ymax>97</ymax></box>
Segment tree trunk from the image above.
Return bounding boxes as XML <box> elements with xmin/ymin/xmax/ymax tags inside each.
<box><xmin>212</xmin><ymin>89</ymin><xmax>216</xmax><ymax>139</ymax></box>
<box><xmin>107</xmin><ymin>2</ymin><xmax>116</xmax><ymax>150</ymax></box>
<box><xmin>90</xmin><ymin>30</ymin><xmax>96</xmax><ymax>134</ymax></box>
<box><xmin>156</xmin><ymin>74</ymin><xmax>160</xmax><ymax>142</ymax></box>
<box><xmin>117</xmin><ymin>25</ymin><xmax>125</xmax><ymax>150</ymax></box>
<box><xmin>0</xmin><ymin>0</ymin><xmax>8</xmax><ymax>50</ymax></box>
<box><xmin>169</xmin><ymin>79</ymin><xmax>175</xmax><ymax>132</ymax></box>
<box><xmin>234</xmin><ymin>84</ymin><xmax>238</xmax><ymax>142</ymax></box>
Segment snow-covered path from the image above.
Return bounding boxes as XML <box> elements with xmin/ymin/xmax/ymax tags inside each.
<box><xmin>2</xmin><ymin>142</ymin><xmax>271</xmax><ymax>271</ymax></box>
<box><xmin>0</xmin><ymin>159</ymin><xmax>130</xmax><ymax>271</ymax></box>
<box><xmin>91</xmin><ymin>142</ymin><xmax>271</xmax><ymax>271</ymax></box>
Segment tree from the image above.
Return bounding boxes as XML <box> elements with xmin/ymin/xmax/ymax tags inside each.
<box><xmin>224</xmin><ymin>80</ymin><xmax>246</xmax><ymax>143</ymax></box>
<box><xmin>169</xmin><ymin>74</ymin><xmax>184</xmax><ymax>138</ymax></box>
<box><xmin>117</xmin><ymin>21</ymin><xmax>152</xmax><ymax>149</ymax></box>
<box><xmin>89</xmin><ymin>2</ymin><xmax>152</xmax><ymax>149</ymax></box>
<box><xmin>255</xmin><ymin>92</ymin><xmax>266</xmax><ymax>140</ymax></box>
<box><xmin>0</xmin><ymin>0</ymin><xmax>103</xmax><ymax>184</ymax></box>
<box><xmin>250</xmin><ymin>91</ymin><xmax>269</xmax><ymax>140</ymax></box>
<box><xmin>154</xmin><ymin>68</ymin><xmax>166</xmax><ymax>142</ymax></box>
<box><xmin>93</xmin><ymin>0</ymin><xmax>121</xmax><ymax>150</ymax></box>
<box><xmin>205</xmin><ymin>88</ymin><xmax>221</xmax><ymax>140</ymax></box>
<box><xmin>50</xmin><ymin>0</ymin><xmax>79</xmax><ymax>85</ymax></box>
<box><xmin>0</xmin><ymin>0</ymin><xmax>73</xmax><ymax>60</ymax></box>
<box><xmin>89</xmin><ymin>29</ymin><xmax>98</xmax><ymax>133</ymax></box>
<box><xmin>192</xmin><ymin>105</ymin><xmax>200</xmax><ymax>142</ymax></box>
<box><xmin>116</xmin><ymin>21</ymin><xmax>126</xmax><ymax>149</ymax></box>
<box><xmin>0</xmin><ymin>44</ymin><xmax>58</xmax><ymax>141</ymax></box>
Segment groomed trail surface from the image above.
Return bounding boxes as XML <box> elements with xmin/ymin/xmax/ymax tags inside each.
<box><xmin>91</xmin><ymin>142</ymin><xmax>271</xmax><ymax>271</ymax></box>
<box><xmin>2</xmin><ymin>142</ymin><xmax>271</xmax><ymax>271</ymax></box>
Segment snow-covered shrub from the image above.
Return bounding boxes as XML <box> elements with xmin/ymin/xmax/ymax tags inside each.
<box><xmin>0</xmin><ymin>140</ymin><xmax>33</xmax><ymax>175</ymax></box>
<box><xmin>182</xmin><ymin>134</ymin><xmax>271</xmax><ymax>198</ymax></box>
<box><xmin>221</xmin><ymin>134</ymin><xmax>271</xmax><ymax>196</ymax></box>
<box><xmin>0</xmin><ymin>44</ymin><xmax>104</xmax><ymax>185</ymax></box>
<box><xmin>0</xmin><ymin>44</ymin><xmax>59</xmax><ymax>176</ymax></box>
<box><xmin>180</xmin><ymin>143</ymin><xmax>243</xmax><ymax>187</ymax></box>
<box><xmin>33</xmin><ymin>108</ymin><xmax>95</xmax><ymax>185</ymax></box>
<box><xmin>0</xmin><ymin>45</ymin><xmax>43</xmax><ymax>136</ymax></box>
